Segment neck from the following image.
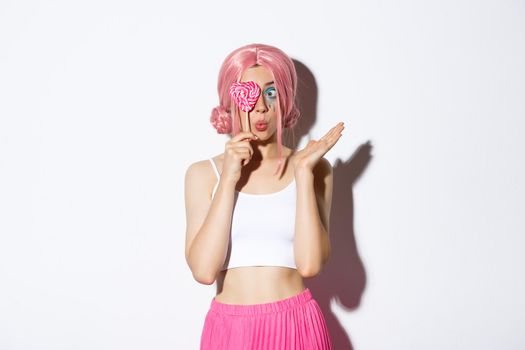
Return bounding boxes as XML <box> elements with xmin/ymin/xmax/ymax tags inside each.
<box><xmin>251</xmin><ymin>133</ymin><xmax>282</xmax><ymax>161</ymax></box>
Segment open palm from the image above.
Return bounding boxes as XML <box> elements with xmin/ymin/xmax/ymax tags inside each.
<box><xmin>293</xmin><ymin>122</ymin><xmax>345</xmax><ymax>172</ymax></box>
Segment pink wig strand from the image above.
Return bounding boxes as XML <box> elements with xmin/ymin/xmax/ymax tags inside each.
<box><xmin>210</xmin><ymin>43</ymin><xmax>300</xmax><ymax>177</ymax></box>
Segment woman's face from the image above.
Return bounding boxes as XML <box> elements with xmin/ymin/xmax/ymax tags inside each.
<box><xmin>238</xmin><ymin>65</ymin><xmax>278</xmax><ymax>141</ymax></box>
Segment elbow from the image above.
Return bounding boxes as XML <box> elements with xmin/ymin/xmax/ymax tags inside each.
<box><xmin>295</xmin><ymin>228</ymin><xmax>331</xmax><ymax>278</ymax></box>
<box><xmin>186</xmin><ymin>255</ymin><xmax>217</xmax><ymax>285</ymax></box>
<box><xmin>196</xmin><ymin>275</ymin><xmax>216</xmax><ymax>285</ymax></box>
<box><xmin>297</xmin><ymin>254</ymin><xmax>330</xmax><ymax>278</ymax></box>
<box><xmin>298</xmin><ymin>263</ymin><xmax>322</xmax><ymax>278</ymax></box>
<box><xmin>191</xmin><ymin>268</ymin><xmax>217</xmax><ymax>285</ymax></box>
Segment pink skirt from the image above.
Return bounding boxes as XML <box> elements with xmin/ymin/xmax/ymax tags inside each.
<box><xmin>200</xmin><ymin>287</ymin><xmax>332</xmax><ymax>349</ymax></box>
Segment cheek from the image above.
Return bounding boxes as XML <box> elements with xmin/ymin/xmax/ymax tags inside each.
<box><xmin>264</xmin><ymin>96</ymin><xmax>277</xmax><ymax>111</ymax></box>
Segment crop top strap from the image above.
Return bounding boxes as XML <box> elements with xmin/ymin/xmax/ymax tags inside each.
<box><xmin>209</xmin><ymin>158</ymin><xmax>220</xmax><ymax>180</ymax></box>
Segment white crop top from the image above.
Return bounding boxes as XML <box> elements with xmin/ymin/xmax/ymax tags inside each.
<box><xmin>209</xmin><ymin>158</ymin><xmax>297</xmax><ymax>271</ymax></box>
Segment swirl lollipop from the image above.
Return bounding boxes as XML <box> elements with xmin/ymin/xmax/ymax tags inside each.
<box><xmin>229</xmin><ymin>81</ymin><xmax>261</xmax><ymax>132</ymax></box>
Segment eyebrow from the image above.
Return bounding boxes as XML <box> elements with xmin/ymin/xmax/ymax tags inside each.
<box><xmin>263</xmin><ymin>81</ymin><xmax>275</xmax><ymax>87</ymax></box>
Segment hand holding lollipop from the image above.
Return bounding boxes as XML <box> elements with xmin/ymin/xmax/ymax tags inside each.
<box><xmin>219</xmin><ymin>81</ymin><xmax>261</xmax><ymax>180</ymax></box>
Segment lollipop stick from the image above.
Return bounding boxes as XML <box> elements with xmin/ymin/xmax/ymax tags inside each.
<box><xmin>242</xmin><ymin>111</ymin><xmax>250</xmax><ymax>167</ymax></box>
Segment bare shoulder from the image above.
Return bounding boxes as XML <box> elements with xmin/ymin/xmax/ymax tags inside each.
<box><xmin>186</xmin><ymin>153</ymin><xmax>222</xmax><ymax>175</ymax></box>
<box><xmin>184</xmin><ymin>154</ymin><xmax>224</xmax><ymax>197</ymax></box>
<box><xmin>184</xmin><ymin>159</ymin><xmax>211</xmax><ymax>183</ymax></box>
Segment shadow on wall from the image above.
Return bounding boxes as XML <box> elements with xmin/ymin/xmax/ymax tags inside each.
<box><xmin>287</xmin><ymin>59</ymin><xmax>373</xmax><ymax>350</ymax></box>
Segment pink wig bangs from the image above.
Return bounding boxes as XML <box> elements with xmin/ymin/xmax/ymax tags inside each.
<box><xmin>210</xmin><ymin>43</ymin><xmax>300</xmax><ymax>176</ymax></box>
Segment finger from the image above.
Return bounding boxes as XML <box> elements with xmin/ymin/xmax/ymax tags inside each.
<box><xmin>325</xmin><ymin>132</ymin><xmax>343</xmax><ymax>151</ymax></box>
<box><xmin>318</xmin><ymin>130</ymin><xmax>341</xmax><ymax>150</ymax></box>
<box><xmin>235</xmin><ymin>147</ymin><xmax>253</xmax><ymax>160</ymax></box>
<box><xmin>332</xmin><ymin>122</ymin><xmax>345</xmax><ymax>133</ymax></box>
<box><xmin>321</xmin><ymin>124</ymin><xmax>340</xmax><ymax>139</ymax></box>
<box><xmin>325</xmin><ymin>130</ymin><xmax>343</xmax><ymax>145</ymax></box>
<box><xmin>232</xmin><ymin>142</ymin><xmax>254</xmax><ymax>157</ymax></box>
<box><xmin>320</xmin><ymin>128</ymin><xmax>337</xmax><ymax>142</ymax></box>
<box><xmin>236</xmin><ymin>149</ymin><xmax>251</xmax><ymax>158</ymax></box>
<box><xmin>317</xmin><ymin>137</ymin><xmax>340</xmax><ymax>157</ymax></box>
<box><xmin>230</xmin><ymin>131</ymin><xmax>258</xmax><ymax>143</ymax></box>
<box><xmin>323</xmin><ymin>123</ymin><xmax>345</xmax><ymax>141</ymax></box>
<box><xmin>238</xmin><ymin>150</ymin><xmax>251</xmax><ymax>166</ymax></box>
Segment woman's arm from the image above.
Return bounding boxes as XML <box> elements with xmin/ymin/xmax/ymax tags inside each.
<box><xmin>293</xmin><ymin>157</ymin><xmax>334</xmax><ymax>278</ymax></box>
<box><xmin>185</xmin><ymin>132</ymin><xmax>256</xmax><ymax>285</ymax></box>
<box><xmin>290</xmin><ymin>122</ymin><xmax>343</xmax><ymax>276</ymax></box>
<box><xmin>184</xmin><ymin>161</ymin><xmax>236</xmax><ymax>285</ymax></box>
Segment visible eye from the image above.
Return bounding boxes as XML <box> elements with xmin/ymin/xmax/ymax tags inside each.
<box><xmin>264</xmin><ymin>87</ymin><xmax>277</xmax><ymax>99</ymax></box>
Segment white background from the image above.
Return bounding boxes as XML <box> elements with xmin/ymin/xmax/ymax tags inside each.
<box><xmin>1</xmin><ymin>0</ymin><xmax>524</xmax><ymax>349</ymax></box>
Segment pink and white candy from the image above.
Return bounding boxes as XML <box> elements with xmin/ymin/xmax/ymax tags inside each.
<box><xmin>229</xmin><ymin>81</ymin><xmax>261</xmax><ymax>112</ymax></box>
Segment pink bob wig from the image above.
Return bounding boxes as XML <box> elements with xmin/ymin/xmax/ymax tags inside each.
<box><xmin>210</xmin><ymin>43</ymin><xmax>300</xmax><ymax>176</ymax></box>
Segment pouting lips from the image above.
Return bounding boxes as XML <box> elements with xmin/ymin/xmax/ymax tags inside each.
<box><xmin>255</xmin><ymin>122</ymin><xmax>268</xmax><ymax>131</ymax></box>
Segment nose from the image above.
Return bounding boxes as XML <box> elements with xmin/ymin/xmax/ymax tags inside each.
<box><xmin>252</xmin><ymin>93</ymin><xmax>268</xmax><ymax>114</ymax></box>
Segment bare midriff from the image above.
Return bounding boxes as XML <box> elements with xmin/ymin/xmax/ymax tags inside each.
<box><xmin>214</xmin><ymin>266</ymin><xmax>306</xmax><ymax>305</ymax></box>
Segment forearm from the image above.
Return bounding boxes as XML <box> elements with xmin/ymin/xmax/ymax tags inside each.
<box><xmin>188</xmin><ymin>178</ymin><xmax>236</xmax><ymax>284</ymax></box>
<box><xmin>293</xmin><ymin>170</ymin><xmax>330</xmax><ymax>277</ymax></box>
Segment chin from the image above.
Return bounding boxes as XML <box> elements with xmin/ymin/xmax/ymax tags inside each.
<box><xmin>256</xmin><ymin>132</ymin><xmax>277</xmax><ymax>143</ymax></box>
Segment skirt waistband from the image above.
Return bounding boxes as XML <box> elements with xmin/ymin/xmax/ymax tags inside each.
<box><xmin>210</xmin><ymin>288</ymin><xmax>312</xmax><ymax>316</ymax></box>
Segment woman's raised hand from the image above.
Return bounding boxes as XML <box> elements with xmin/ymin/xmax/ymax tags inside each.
<box><xmin>292</xmin><ymin>122</ymin><xmax>345</xmax><ymax>173</ymax></box>
<box><xmin>221</xmin><ymin>131</ymin><xmax>258</xmax><ymax>183</ymax></box>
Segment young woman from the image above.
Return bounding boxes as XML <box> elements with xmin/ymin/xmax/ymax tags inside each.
<box><xmin>184</xmin><ymin>43</ymin><xmax>345</xmax><ymax>349</ymax></box>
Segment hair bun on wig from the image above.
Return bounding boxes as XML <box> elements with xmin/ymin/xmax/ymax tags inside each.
<box><xmin>210</xmin><ymin>105</ymin><xmax>232</xmax><ymax>134</ymax></box>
